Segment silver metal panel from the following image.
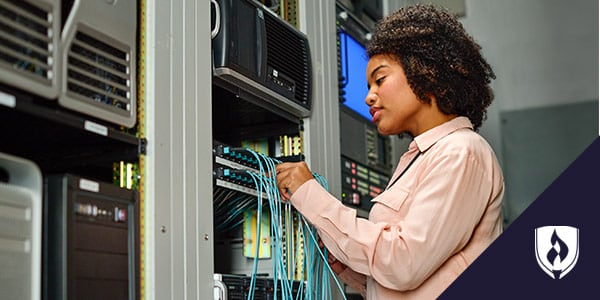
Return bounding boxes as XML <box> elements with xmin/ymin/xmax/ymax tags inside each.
<box><xmin>145</xmin><ymin>0</ymin><xmax>214</xmax><ymax>299</ymax></box>
<box><xmin>299</xmin><ymin>1</ymin><xmax>344</xmax><ymax>298</ymax></box>
<box><xmin>300</xmin><ymin>0</ymin><xmax>342</xmax><ymax>205</ymax></box>
<box><xmin>214</xmin><ymin>67</ymin><xmax>311</xmax><ymax>118</ymax></box>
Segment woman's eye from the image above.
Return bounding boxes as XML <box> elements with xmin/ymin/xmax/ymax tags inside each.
<box><xmin>375</xmin><ymin>77</ymin><xmax>385</xmax><ymax>85</ymax></box>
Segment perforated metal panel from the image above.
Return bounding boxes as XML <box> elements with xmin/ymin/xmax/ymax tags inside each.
<box><xmin>59</xmin><ymin>0</ymin><xmax>136</xmax><ymax>128</ymax></box>
<box><xmin>0</xmin><ymin>0</ymin><xmax>60</xmax><ymax>98</ymax></box>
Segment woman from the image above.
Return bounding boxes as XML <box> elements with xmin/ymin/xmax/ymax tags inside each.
<box><xmin>276</xmin><ymin>4</ymin><xmax>503</xmax><ymax>299</ymax></box>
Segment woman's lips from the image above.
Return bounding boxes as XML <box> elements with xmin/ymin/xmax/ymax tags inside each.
<box><xmin>370</xmin><ymin>107</ymin><xmax>381</xmax><ymax>123</ymax></box>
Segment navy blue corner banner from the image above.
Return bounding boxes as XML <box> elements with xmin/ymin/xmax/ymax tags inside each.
<box><xmin>441</xmin><ymin>136</ymin><xmax>600</xmax><ymax>299</ymax></box>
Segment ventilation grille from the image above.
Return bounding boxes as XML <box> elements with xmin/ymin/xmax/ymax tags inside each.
<box><xmin>0</xmin><ymin>0</ymin><xmax>54</xmax><ymax>82</ymax></box>
<box><xmin>264</xmin><ymin>13</ymin><xmax>311</xmax><ymax>105</ymax></box>
<box><xmin>66</xmin><ymin>31</ymin><xmax>131</xmax><ymax>112</ymax></box>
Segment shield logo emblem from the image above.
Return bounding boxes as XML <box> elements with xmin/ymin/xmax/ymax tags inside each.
<box><xmin>535</xmin><ymin>226</ymin><xmax>579</xmax><ymax>279</ymax></box>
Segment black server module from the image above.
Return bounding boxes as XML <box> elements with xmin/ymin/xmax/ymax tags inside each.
<box><xmin>43</xmin><ymin>174</ymin><xmax>139</xmax><ymax>300</ymax></box>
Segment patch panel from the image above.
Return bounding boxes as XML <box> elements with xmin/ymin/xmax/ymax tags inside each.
<box><xmin>214</xmin><ymin>144</ymin><xmax>262</xmax><ymax>171</ymax></box>
<box><xmin>213</xmin><ymin>167</ymin><xmax>268</xmax><ymax>198</ymax></box>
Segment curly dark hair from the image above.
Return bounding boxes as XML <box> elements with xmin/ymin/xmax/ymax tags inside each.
<box><xmin>366</xmin><ymin>4</ymin><xmax>495</xmax><ymax>130</ymax></box>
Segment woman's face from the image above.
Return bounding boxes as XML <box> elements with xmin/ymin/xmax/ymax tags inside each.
<box><xmin>365</xmin><ymin>54</ymin><xmax>427</xmax><ymax>136</ymax></box>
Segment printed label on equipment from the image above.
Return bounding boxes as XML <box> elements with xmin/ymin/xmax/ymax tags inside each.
<box><xmin>79</xmin><ymin>178</ymin><xmax>100</xmax><ymax>193</ymax></box>
<box><xmin>0</xmin><ymin>91</ymin><xmax>16</xmax><ymax>108</ymax></box>
<box><xmin>84</xmin><ymin>120</ymin><xmax>108</xmax><ymax>136</ymax></box>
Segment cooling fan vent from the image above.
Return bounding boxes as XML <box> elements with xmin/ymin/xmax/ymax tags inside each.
<box><xmin>0</xmin><ymin>0</ymin><xmax>54</xmax><ymax>83</ymax></box>
<box><xmin>264</xmin><ymin>13</ymin><xmax>310</xmax><ymax>106</ymax></box>
<box><xmin>66</xmin><ymin>30</ymin><xmax>131</xmax><ymax>112</ymax></box>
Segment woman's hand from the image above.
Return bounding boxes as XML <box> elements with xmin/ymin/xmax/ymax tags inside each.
<box><xmin>275</xmin><ymin>161</ymin><xmax>314</xmax><ymax>201</ymax></box>
<box><xmin>327</xmin><ymin>252</ymin><xmax>348</xmax><ymax>275</ymax></box>
<box><xmin>318</xmin><ymin>237</ymin><xmax>347</xmax><ymax>275</ymax></box>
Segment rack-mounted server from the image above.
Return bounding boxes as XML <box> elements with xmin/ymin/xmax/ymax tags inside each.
<box><xmin>211</xmin><ymin>0</ymin><xmax>312</xmax><ymax>118</ymax></box>
<box><xmin>44</xmin><ymin>174</ymin><xmax>139</xmax><ymax>300</ymax></box>
<box><xmin>0</xmin><ymin>0</ymin><xmax>138</xmax><ymax>128</ymax></box>
<box><xmin>0</xmin><ymin>0</ymin><xmax>61</xmax><ymax>99</ymax></box>
<box><xmin>214</xmin><ymin>273</ymin><xmax>305</xmax><ymax>300</ymax></box>
<box><xmin>59</xmin><ymin>0</ymin><xmax>137</xmax><ymax>128</ymax></box>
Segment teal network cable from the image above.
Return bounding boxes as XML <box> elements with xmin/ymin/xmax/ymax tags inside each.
<box><xmin>218</xmin><ymin>146</ymin><xmax>347</xmax><ymax>300</ymax></box>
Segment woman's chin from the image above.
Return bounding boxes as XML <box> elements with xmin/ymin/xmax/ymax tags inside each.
<box><xmin>377</xmin><ymin>126</ymin><xmax>408</xmax><ymax>137</ymax></box>
<box><xmin>376</xmin><ymin>126</ymin><xmax>393</xmax><ymax>136</ymax></box>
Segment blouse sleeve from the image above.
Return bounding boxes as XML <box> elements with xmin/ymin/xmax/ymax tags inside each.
<box><xmin>290</xmin><ymin>149</ymin><xmax>493</xmax><ymax>291</ymax></box>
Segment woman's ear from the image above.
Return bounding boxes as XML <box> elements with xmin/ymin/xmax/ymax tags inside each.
<box><xmin>420</xmin><ymin>93</ymin><xmax>436</xmax><ymax>105</ymax></box>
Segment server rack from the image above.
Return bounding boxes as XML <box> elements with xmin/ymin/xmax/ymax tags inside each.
<box><xmin>2</xmin><ymin>0</ymin><xmax>347</xmax><ymax>299</ymax></box>
<box><xmin>0</xmin><ymin>0</ymin><xmax>143</xmax><ymax>299</ymax></box>
<box><xmin>336</xmin><ymin>2</ymin><xmax>392</xmax><ymax>216</ymax></box>
<box><xmin>210</xmin><ymin>1</ymin><xmax>318</xmax><ymax>297</ymax></box>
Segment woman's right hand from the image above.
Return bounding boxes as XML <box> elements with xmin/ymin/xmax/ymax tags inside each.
<box><xmin>275</xmin><ymin>162</ymin><xmax>314</xmax><ymax>201</ymax></box>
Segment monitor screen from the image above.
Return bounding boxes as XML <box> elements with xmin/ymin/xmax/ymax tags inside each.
<box><xmin>339</xmin><ymin>30</ymin><xmax>371</xmax><ymax>121</ymax></box>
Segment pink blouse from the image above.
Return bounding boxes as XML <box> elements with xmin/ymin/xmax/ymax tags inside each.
<box><xmin>290</xmin><ymin>117</ymin><xmax>504</xmax><ymax>299</ymax></box>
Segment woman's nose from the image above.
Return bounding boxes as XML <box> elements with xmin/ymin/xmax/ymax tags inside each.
<box><xmin>365</xmin><ymin>91</ymin><xmax>377</xmax><ymax>106</ymax></box>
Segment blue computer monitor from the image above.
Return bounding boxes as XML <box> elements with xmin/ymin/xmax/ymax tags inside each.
<box><xmin>339</xmin><ymin>30</ymin><xmax>370</xmax><ymax>121</ymax></box>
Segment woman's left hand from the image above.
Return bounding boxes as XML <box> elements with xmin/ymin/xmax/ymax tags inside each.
<box><xmin>318</xmin><ymin>237</ymin><xmax>348</xmax><ymax>275</ymax></box>
<box><xmin>275</xmin><ymin>161</ymin><xmax>314</xmax><ymax>201</ymax></box>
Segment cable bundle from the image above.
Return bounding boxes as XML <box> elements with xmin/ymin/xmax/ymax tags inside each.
<box><xmin>214</xmin><ymin>147</ymin><xmax>347</xmax><ymax>300</ymax></box>
<box><xmin>214</xmin><ymin>188</ymin><xmax>257</xmax><ymax>232</ymax></box>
